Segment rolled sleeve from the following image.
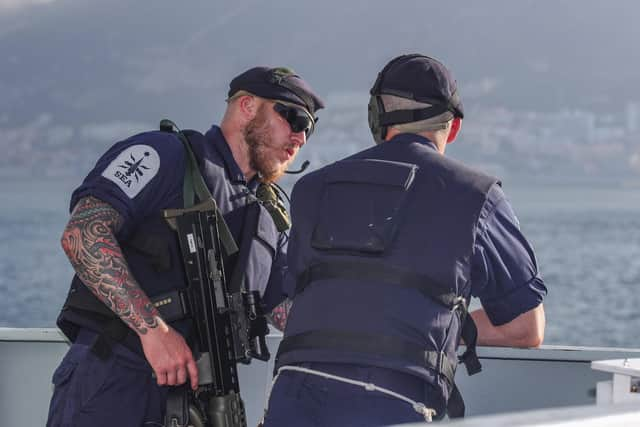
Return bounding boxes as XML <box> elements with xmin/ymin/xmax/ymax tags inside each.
<box><xmin>471</xmin><ymin>185</ymin><xmax>547</xmax><ymax>325</ymax></box>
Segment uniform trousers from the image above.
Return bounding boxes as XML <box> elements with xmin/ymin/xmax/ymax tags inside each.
<box><xmin>46</xmin><ymin>329</ymin><xmax>167</xmax><ymax>427</ymax></box>
<box><xmin>263</xmin><ymin>362</ymin><xmax>429</xmax><ymax>427</ymax></box>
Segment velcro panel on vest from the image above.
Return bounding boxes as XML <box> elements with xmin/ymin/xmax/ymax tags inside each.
<box><xmin>126</xmin><ymin>232</ymin><xmax>171</xmax><ymax>272</ymax></box>
<box><xmin>311</xmin><ymin>159</ymin><xmax>417</xmax><ymax>254</ymax></box>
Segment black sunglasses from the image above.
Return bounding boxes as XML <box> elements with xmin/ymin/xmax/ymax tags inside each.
<box><xmin>273</xmin><ymin>102</ymin><xmax>314</xmax><ymax>138</ymax></box>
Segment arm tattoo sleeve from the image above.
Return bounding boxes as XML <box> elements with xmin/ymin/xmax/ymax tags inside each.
<box><xmin>61</xmin><ymin>196</ymin><xmax>160</xmax><ymax>335</ymax></box>
<box><xmin>266</xmin><ymin>298</ymin><xmax>293</xmax><ymax>332</ymax></box>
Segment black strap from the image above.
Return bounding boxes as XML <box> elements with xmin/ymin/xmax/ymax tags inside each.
<box><xmin>459</xmin><ymin>314</ymin><xmax>482</xmax><ymax>376</ymax></box>
<box><xmin>276</xmin><ymin>329</ymin><xmax>475</xmax><ymax>418</ymax></box>
<box><xmin>296</xmin><ymin>261</ymin><xmax>463</xmax><ymax>310</ymax></box>
<box><xmin>174</xmin><ymin>130</ymin><xmax>212</xmax><ymax>209</ymax></box>
<box><xmin>275</xmin><ymin>330</ymin><xmax>457</xmax><ymax>386</ymax></box>
<box><xmin>447</xmin><ymin>384</ymin><xmax>466</xmax><ymax>418</ymax></box>
<box><xmin>65</xmin><ymin>281</ymin><xmax>191</xmax><ymax>322</ymax></box>
<box><xmin>179</xmin><ymin>132</ymin><xmax>238</xmax><ymax>258</ymax></box>
<box><xmin>164</xmin><ymin>385</ymin><xmax>190</xmax><ymax>427</ymax></box>
<box><xmin>90</xmin><ymin>317</ymin><xmax>130</xmax><ymax>360</ymax></box>
<box><xmin>379</xmin><ymin>104</ymin><xmax>450</xmax><ymax>126</ymax></box>
<box><xmin>65</xmin><ymin>288</ymin><xmax>192</xmax><ymax>359</ymax></box>
<box><xmin>160</xmin><ymin>120</ymin><xmax>238</xmax><ymax>258</ymax></box>
<box><xmin>294</xmin><ymin>260</ymin><xmax>483</xmax><ymax>377</ymax></box>
<box><xmin>228</xmin><ymin>202</ymin><xmax>261</xmax><ymax>294</ymax></box>
<box><xmin>63</xmin><ymin>280</ymin><xmax>111</xmax><ymax>316</ymax></box>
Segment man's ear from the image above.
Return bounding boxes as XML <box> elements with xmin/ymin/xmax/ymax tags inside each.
<box><xmin>446</xmin><ymin>117</ymin><xmax>462</xmax><ymax>144</ymax></box>
<box><xmin>238</xmin><ymin>94</ymin><xmax>258</xmax><ymax>119</ymax></box>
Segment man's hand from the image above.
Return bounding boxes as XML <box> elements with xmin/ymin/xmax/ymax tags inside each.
<box><xmin>139</xmin><ymin>319</ymin><xmax>199</xmax><ymax>390</ymax></box>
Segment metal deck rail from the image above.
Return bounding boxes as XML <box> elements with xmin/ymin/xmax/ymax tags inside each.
<box><xmin>2</xmin><ymin>328</ymin><xmax>640</xmax><ymax>426</ymax></box>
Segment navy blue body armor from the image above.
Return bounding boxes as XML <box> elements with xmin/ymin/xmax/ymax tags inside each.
<box><xmin>276</xmin><ymin>137</ymin><xmax>498</xmax><ymax>417</ymax></box>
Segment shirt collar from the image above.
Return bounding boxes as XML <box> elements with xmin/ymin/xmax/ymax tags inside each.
<box><xmin>389</xmin><ymin>133</ymin><xmax>438</xmax><ymax>151</ymax></box>
<box><xmin>204</xmin><ymin>125</ymin><xmax>260</xmax><ymax>190</ymax></box>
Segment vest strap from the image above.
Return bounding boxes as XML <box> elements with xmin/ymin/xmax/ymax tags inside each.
<box><xmin>447</xmin><ymin>383</ymin><xmax>466</xmax><ymax>418</ymax></box>
<box><xmin>63</xmin><ymin>279</ymin><xmax>115</xmax><ymax>319</ymax></box>
<box><xmin>295</xmin><ymin>261</ymin><xmax>462</xmax><ymax>309</ymax></box>
<box><xmin>63</xmin><ymin>287</ymin><xmax>194</xmax><ymax>360</ymax></box>
<box><xmin>275</xmin><ymin>330</ymin><xmax>457</xmax><ymax>386</ymax></box>
<box><xmin>64</xmin><ymin>284</ymin><xmax>192</xmax><ymax>323</ymax></box>
<box><xmin>459</xmin><ymin>315</ymin><xmax>482</xmax><ymax>376</ymax></box>
<box><xmin>276</xmin><ymin>329</ymin><xmax>473</xmax><ymax>418</ymax></box>
<box><xmin>228</xmin><ymin>202</ymin><xmax>261</xmax><ymax>294</ymax></box>
<box><xmin>90</xmin><ymin>317</ymin><xmax>130</xmax><ymax>360</ymax></box>
<box><xmin>295</xmin><ymin>260</ymin><xmax>483</xmax><ymax>377</ymax></box>
<box><xmin>160</xmin><ymin>122</ymin><xmax>238</xmax><ymax>257</ymax></box>
<box><xmin>173</xmin><ymin>129</ymin><xmax>213</xmax><ymax>209</ymax></box>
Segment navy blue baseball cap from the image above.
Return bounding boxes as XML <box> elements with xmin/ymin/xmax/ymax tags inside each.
<box><xmin>228</xmin><ymin>66</ymin><xmax>325</xmax><ymax>118</ymax></box>
<box><xmin>370</xmin><ymin>54</ymin><xmax>464</xmax><ymax>119</ymax></box>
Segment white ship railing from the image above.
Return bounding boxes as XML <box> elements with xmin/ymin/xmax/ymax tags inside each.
<box><xmin>2</xmin><ymin>328</ymin><xmax>640</xmax><ymax>426</ymax></box>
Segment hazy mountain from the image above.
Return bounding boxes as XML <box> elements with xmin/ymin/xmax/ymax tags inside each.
<box><xmin>1</xmin><ymin>0</ymin><xmax>640</xmax><ymax>181</ymax></box>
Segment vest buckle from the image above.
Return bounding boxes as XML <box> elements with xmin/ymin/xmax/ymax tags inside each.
<box><xmin>437</xmin><ymin>351</ymin><xmax>447</xmax><ymax>374</ymax></box>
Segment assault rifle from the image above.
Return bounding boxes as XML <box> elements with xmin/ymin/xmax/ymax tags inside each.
<box><xmin>161</xmin><ymin>199</ymin><xmax>270</xmax><ymax>427</ymax></box>
<box><xmin>158</xmin><ymin>119</ymin><xmax>270</xmax><ymax>427</ymax></box>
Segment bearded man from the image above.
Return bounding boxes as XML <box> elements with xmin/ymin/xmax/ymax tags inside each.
<box><xmin>46</xmin><ymin>66</ymin><xmax>323</xmax><ymax>427</ymax></box>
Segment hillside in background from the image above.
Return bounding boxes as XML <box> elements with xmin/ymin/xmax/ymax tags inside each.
<box><xmin>1</xmin><ymin>0</ymin><xmax>640</xmax><ymax>182</ymax></box>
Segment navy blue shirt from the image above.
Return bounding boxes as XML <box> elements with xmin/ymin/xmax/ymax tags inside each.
<box><xmin>401</xmin><ymin>136</ymin><xmax>547</xmax><ymax>325</ymax></box>
<box><xmin>71</xmin><ymin>130</ymin><xmax>185</xmax><ymax>239</ymax></box>
<box><xmin>470</xmin><ymin>180</ymin><xmax>546</xmax><ymax>324</ymax></box>
<box><xmin>70</xmin><ymin>125</ymin><xmax>288</xmax><ymax>308</ymax></box>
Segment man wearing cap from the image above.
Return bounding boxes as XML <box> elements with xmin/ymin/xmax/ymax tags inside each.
<box><xmin>262</xmin><ymin>54</ymin><xmax>546</xmax><ymax>426</ymax></box>
<box><xmin>46</xmin><ymin>66</ymin><xmax>323</xmax><ymax>427</ymax></box>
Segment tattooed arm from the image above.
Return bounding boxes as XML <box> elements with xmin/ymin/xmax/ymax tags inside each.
<box><xmin>266</xmin><ymin>298</ymin><xmax>293</xmax><ymax>332</ymax></box>
<box><xmin>61</xmin><ymin>195</ymin><xmax>160</xmax><ymax>334</ymax></box>
<box><xmin>61</xmin><ymin>196</ymin><xmax>198</xmax><ymax>388</ymax></box>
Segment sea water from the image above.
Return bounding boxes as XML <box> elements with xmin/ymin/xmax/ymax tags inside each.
<box><xmin>2</xmin><ymin>179</ymin><xmax>639</xmax><ymax>348</ymax></box>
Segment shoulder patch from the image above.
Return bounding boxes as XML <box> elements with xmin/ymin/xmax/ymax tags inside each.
<box><xmin>101</xmin><ymin>144</ymin><xmax>160</xmax><ymax>198</ymax></box>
